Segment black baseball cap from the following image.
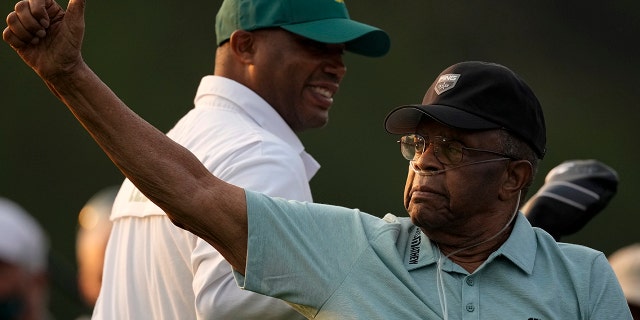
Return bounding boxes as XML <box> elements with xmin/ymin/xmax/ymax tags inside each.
<box><xmin>384</xmin><ymin>61</ymin><xmax>546</xmax><ymax>158</ymax></box>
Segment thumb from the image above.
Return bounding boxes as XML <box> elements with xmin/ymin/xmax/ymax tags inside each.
<box><xmin>64</xmin><ymin>0</ymin><xmax>86</xmax><ymax>32</ymax></box>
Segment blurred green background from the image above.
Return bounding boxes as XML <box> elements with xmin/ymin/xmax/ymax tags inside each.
<box><xmin>1</xmin><ymin>0</ymin><xmax>639</xmax><ymax>318</ymax></box>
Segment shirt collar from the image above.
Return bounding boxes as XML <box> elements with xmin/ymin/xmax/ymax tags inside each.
<box><xmin>490</xmin><ymin>212</ymin><xmax>537</xmax><ymax>275</ymax></box>
<box><xmin>194</xmin><ymin>76</ymin><xmax>320</xmax><ymax>179</ymax></box>
<box><xmin>404</xmin><ymin>212</ymin><xmax>537</xmax><ymax>274</ymax></box>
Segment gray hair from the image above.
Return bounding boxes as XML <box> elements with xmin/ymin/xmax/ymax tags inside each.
<box><xmin>499</xmin><ymin>130</ymin><xmax>540</xmax><ymax>202</ymax></box>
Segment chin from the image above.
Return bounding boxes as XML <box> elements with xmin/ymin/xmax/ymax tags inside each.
<box><xmin>305</xmin><ymin>113</ymin><xmax>329</xmax><ymax>128</ymax></box>
<box><xmin>409</xmin><ymin>209</ymin><xmax>447</xmax><ymax>232</ymax></box>
<box><xmin>408</xmin><ymin>211</ymin><xmax>425</xmax><ymax>227</ymax></box>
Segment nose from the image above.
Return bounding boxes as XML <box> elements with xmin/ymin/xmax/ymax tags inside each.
<box><xmin>325</xmin><ymin>57</ymin><xmax>346</xmax><ymax>80</ymax></box>
<box><xmin>323</xmin><ymin>48</ymin><xmax>347</xmax><ymax>80</ymax></box>
<box><xmin>412</xmin><ymin>141</ymin><xmax>441</xmax><ymax>171</ymax></box>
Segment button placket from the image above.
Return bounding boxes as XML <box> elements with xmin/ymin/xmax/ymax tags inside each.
<box><xmin>461</xmin><ymin>275</ymin><xmax>479</xmax><ymax>320</ymax></box>
<box><xmin>465</xmin><ymin>277</ymin><xmax>474</xmax><ymax>286</ymax></box>
<box><xmin>465</xmin><ymin>303</ymin><xmax>475</xmax><ymax>312</ymax></box>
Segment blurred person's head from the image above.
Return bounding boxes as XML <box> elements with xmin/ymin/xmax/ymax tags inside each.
<box><xmin>609</xmin><ymin>243</ymin><xmax>640</xmax><ymax>318</ymax></box>
<box><xmin>0</xmin><ymin>197</ymin><xmax>49</xmax><ymax>320</ymax></box>
<box><xmin>75</xmin><ymin>187</ymin><xmax>118</xmax><ymax>308</ymax></box>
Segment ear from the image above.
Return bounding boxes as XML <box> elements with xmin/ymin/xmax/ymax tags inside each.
<box><xmin>499</xmin><ymin>160</ymin><xmax>533</xmax><ymax>201</ymax></box>
<box><xmin>228</xmin><ymin>30</ymin><xmax>256</xmax><ymax>63</ymax></box>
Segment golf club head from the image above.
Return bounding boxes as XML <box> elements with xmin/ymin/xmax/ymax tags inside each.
<box><xmin>522</xmin><ymin>159</ymin><xmax>619</xmax><ymax>240</ymax></box>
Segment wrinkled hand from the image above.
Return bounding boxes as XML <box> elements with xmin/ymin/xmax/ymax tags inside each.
<box><xmin>3</xmin><ymin>0</ymin><xmax>86</xmax><ymax>81</ymax></box>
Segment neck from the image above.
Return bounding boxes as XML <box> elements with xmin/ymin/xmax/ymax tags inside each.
<box><xmin>441</xmin><ymin>229</ymin><xmax>511</xmax><ymax>272</ymax></box>
<box><xmin>435</xmin><ymin>220</ymin><xmax>514</xmax><ymax>273</ymax></box>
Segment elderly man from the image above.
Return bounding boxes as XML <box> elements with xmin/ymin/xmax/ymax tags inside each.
<box><xmin>3</xmin><ymin>0</ymin><xmax>631</xmax><ymax>317</ymax></box>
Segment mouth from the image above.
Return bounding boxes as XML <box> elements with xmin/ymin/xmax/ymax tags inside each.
<box><xmin>307</xmin><ymin>83</ymin><xmax>338</xmax><ymax>108</ymax></box>
<box><xmin>410</xmin><ymin>186</ymin><xmax>444</xmax><ymax>203</ymax></box>
<box><xmin>311</xmin><ymin>86</ymin><xmax>334</xmax><ymax>100</ymax></box>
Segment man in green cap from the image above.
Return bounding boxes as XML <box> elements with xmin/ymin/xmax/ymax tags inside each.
<box><xmin>2</xmin><ymin>0</ymin><xmax>388</xmax><ymax>318</ymax></box>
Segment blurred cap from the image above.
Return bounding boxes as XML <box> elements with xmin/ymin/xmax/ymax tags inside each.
<box><xmin>385</xmin><ymin>61</ymin><xmax>546</xmax><ymax>158</ymax></box>
<box><xmin>0</xmin><ymin>197</ymin><xmax>48</xmax><ymax>273</ymax></box>
<box><xmin>609</xmin><ymin>243</ymin><xmax>640</xmax><ymax>306</ymax></box>
<box><xmin>215</xmin><ymin>0</ymin><xmax>391</xmax><ymax>57</ymax></box>
<box><xmin>522</xmin><ymin>159</ymin><xmax>619</xmax><ymax>240</ymax></box>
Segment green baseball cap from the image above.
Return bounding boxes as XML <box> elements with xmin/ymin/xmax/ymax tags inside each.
<box><xmin>215</xmin><ymin>0</ymin><xmax>391</xmax><ymax>57</ymax></box>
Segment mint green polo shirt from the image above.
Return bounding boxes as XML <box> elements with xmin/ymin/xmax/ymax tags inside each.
<box><xmin>235</xmin><ymin>191</ymin><xmax>632</xmax><ymax>319</ymax></box>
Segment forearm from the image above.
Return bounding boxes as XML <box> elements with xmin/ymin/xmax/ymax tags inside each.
<box><xmin>45</xmin><ymin>64</ymin><xmax>248</xmax><ymax>271</ymax></box>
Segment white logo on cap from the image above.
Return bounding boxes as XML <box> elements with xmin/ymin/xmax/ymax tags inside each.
<box><xmin>434</xmin><ymin>73</ymin><xmax>460</xmax><ymax>95</ymax></box>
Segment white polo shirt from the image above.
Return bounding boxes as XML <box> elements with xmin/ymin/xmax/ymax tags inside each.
<box><xmin>93</xmin><ymin>76</ymin><xmax>318</xmax><ymax>320</ymax></box>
